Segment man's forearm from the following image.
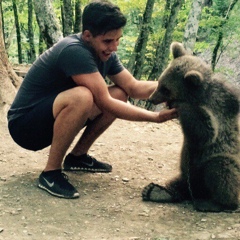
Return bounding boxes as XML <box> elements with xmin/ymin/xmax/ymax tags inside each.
<box><xmin>129</xmin><ymin>80</ymin><xmax>158</xmax><ymax>99</ymax></box>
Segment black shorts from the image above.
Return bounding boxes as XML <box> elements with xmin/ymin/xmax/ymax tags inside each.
<box><xmin>8</xmin><ymin>95</ymin><xmax>56</xmax><ymax>151</ymax></box>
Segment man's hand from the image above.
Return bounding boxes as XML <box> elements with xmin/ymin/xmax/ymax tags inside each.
<box><xmin>156</xmin><ymin>108</ymin><xmax>178</xmax><ymax>123</ymax></box>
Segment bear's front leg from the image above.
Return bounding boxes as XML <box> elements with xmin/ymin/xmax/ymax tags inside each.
<box><xmin>142</xmin><ymin>183</ymin><xmax>174</xmax><ymax>202</ymax></box>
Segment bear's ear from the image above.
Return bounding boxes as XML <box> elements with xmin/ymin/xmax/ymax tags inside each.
<box><xmin>184</xmin><ymin>70</ymin><xmax>203</xmax><ymax>88</ymax></box>
<box><xmin>171</xmin><ymin>42</ymin><xmax>188</xmax><ymax>59</ymax></box>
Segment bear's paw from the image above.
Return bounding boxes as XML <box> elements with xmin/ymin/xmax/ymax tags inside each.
<box><xmin>142</xmin><ymin>183</ymin><xmax>173</xmax><ymax>202</ymax></box>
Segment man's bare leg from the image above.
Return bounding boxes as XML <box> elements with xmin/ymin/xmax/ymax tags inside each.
<box><xmin>39</xmin><ymin>86</ymin><xmax>96</xmax><ymax>198</ymax></box>
<box><xmin>70</xmin><ymin>85</ymin><xmax>128</xmax><ymax>156</ymax></box>
<box><xmin>44</xmin><ymin>87</ymin><xmax>95</xmax><ymax>171</ymax></box>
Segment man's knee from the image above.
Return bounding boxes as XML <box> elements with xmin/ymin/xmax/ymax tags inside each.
<box><xmin>71</xmin><ymin>87</ymin><xmax>94</xmax><ymax>105</ymax></box>
<box><xmin>53</xmin><ymin>87</ymin><xmax>94</xmax><ymax>118</ymax></box>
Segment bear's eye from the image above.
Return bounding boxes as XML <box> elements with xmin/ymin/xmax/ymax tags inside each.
<box><xmin>160</xmin><ymin>86</ymin><xmax>171</xmax><ymax>96</ymax></box>
<box><xmin>176</xmin><ymin>66</ymin><xmax>181</xmax><ymax>72</ymax></box>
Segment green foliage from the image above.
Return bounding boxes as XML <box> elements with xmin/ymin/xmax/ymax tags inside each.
<box><xmin>2</xmin><ymin>0</ymin><xmax>240</xmax><ymax>80</ymax></box>
<box><xmin>3</xmin><ymin>0</ymin><xmax>40</xmax><ymax>63</ymax></box>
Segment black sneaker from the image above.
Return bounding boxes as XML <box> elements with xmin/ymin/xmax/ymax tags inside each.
<box><xmin>63</xmin><ymin>153</ymin><xmax>112</xmax><ymax>173</ymax></box>
<box><xmin>38</xmin><ymin>169</ymin><xmax>79</xmax><ymax>199</ymax></box>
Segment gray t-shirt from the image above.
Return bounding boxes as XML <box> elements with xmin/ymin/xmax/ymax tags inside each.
<box><xmin>8</xmin><ymin>33</ymin><xmax>124</xmax><ymax>121</ymax></box>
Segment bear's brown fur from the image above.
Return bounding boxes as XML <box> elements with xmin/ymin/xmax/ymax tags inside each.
<box><xmin>142</xmin><ymin>42</ymin><xmax>240</xmax><ymax>212</ymax></box>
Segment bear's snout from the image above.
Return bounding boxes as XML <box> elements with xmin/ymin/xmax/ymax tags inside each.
<box><xmin>149</xmin><ymin>90</ymin><xmax>164</xmax><ymax>105</ymax></box>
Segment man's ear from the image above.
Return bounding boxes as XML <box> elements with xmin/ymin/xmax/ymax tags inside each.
<box><xmin>82</xmin><ymin>30</ymin><xmax>92</xmax><ymax>41</ymax></box>
<box><xmin>184</xmin><ymin>70</ymin><xmax>203</xmax><ymax>88</ymax></box>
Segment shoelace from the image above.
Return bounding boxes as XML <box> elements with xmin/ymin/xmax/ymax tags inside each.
<box><xmin>84</xmin><ymin>154</ymin><xmax>96</xmax><ymax>164</ymax></box>
<box><xmin>53</xmin><ymin>172</ymin><xmax>69</xmax><ymax>182</ymax></box>
<box><xmin>61</xmin><ymin>172</ymin><xmax>69</xmax><ymax>180</ymax></box>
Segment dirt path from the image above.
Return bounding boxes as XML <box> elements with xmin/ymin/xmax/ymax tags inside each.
<box><xmin>0</xmin><ymin>119</ymin><xmax>239</xmax><ymax>240</ymax></box>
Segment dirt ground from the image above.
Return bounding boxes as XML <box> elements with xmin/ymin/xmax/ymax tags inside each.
<box><xmin>0</xmin><ymin>117</ymin><xmax>239</xmax><ymax>240</ymax></box>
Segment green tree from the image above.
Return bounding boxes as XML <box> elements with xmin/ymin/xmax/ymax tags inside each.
<box><xmin>27</xmin><ymin>0</ymin><xmax>36</xmax><ymax>63</ymax></box>
<box><xmin>127</xmin><ymin>0</ymin><xmax>155</xmax><ymax>79</ymax></box>
<box><xmin>211</xmin><ymin>0</ymin><xmax>239</xmax><ymax>70</ymax></box>
<box><xmin>183</xmin><ymin>0</ymin><xmax>205</xmax><ymax>52</ymax></box>
<box><xmin>0</xmin><ymin>1</ymin><xmax>21</xmax><ymax>120</ymax></box>
<box><xmin>12</xmin><ymin>0</ymin><xmax>22</xmax><ymax>63</ymax></box>
<box><xmin>148</xmin><ymin>0</ymin><xmax>184</xmax><ymax>80</ymax></box>
<box><xmin>74</xmin><ymin>0</ymin><xmax>82</xmax><ymax>33</ymax></box>
<box><xmin>62</xmin><ymin>0</ymin><xmax>73</xmax><ymax>36</ymax></box>
<box><xmin>1</xmin><ymin>0</ymin><xmax>239</xmax><ymax>107</ymax></box>
<box><xmin>34</xmin><ymin>0</ymin><xmax>62</xmax><ymax>48</ymax></box>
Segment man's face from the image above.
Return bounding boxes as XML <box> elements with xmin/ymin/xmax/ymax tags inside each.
<box><xmin>85</xmin><ymin>29</ymin><xmax>123</xmax><ymax>62</ymax></box>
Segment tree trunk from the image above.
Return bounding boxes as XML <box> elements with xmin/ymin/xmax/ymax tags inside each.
<box><xmin>0</xmin><ymin>1</ymin><xmax>4</xmax><ymax>44</ymax></box>
<box><xmin>183</xmin><ymin>0</ymin><xmax>204</xmax><ymax>52</ymax></box>
<box><xmin>28</xmin><ymin>0</ymin><xmax>36</xmax><ymax>63</ymax></box>
<box><xmin>38</xmin><ymin>30</ymin><xmax>45</xmax><ymax>55</ymax></box>
<box><xmin>33</xmin><ymin>0</ymin><xmax>62</xmax><ymax>48</ymax></box>
<box><xmin>211</xmin><ymin>31</ymin><xmax>223</xmax><ymax>71</ymax></box>
<box><xmin>148</xmin><ymin>0</ymin><xmax>184</xmax><ymax>80</ymax></box>
<box><xmin>127</xmin><ymin>0</ymin><xmax>155</xmax><ymax>79</ymax></box>
<box><xmin>62</xmin><ymin>0</ymin><xmax>73</xmax><ymax>37</ymax></box>
<box><xmin>74</xmin><ymin>0</ymin><xmax>81</xmax><ymax>33</ymax></box>
<box><xmin>204</xmin><ymin>0</ymin><xmax>212</xmax><ymax>7</ymax></box>
<box><xmin>12</xmin><ymin>0</ymin><xmax>23</xmax><ymax>63</ymax></box>
<box><xmin>0</xmin><ymin>6</ymin><xmax>21</xmax><ymax>121</ymax></box>
<box><xmin>4</xmin><ymin>26</ymin><xmax>16</xmax><ymax>51</ymax></box>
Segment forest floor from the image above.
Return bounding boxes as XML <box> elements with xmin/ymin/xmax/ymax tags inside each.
<box><xmin>0</xmin><ymin>116</ymin><xmax>239</xmax><ymax>240</ymax></box>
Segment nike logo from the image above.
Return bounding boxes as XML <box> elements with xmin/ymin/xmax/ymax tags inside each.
<box><xmin>43</xmin><ymin>177</ymin><xmax>54</xmax><ymax>187</ymax></box>
<box><xmin>82</xmin><ymin>160</ymin><xmax>94</xmax><ymax>167</ymax></box>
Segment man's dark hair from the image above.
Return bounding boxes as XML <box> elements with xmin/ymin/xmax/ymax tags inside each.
<box><xmin>82</xmin><ymin>1</ymin><xmax>127</xmax><ymax>37</ymax></box>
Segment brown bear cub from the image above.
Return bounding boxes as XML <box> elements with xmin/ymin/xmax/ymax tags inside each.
<box><xmin>142</xmin><ymin>42</ymin><xmax>240</xmax><ymax>212</ymax></box>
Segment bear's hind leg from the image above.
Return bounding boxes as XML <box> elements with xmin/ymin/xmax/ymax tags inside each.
<box><xmin>193</xmin><ymin>199</ymin><xmax>224</xmax><ymax>212</ymax></box>
<box><xmin>199</xmin><ymin>157</ymin><xmax>239</xmax><ymax>212</ymax></box>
